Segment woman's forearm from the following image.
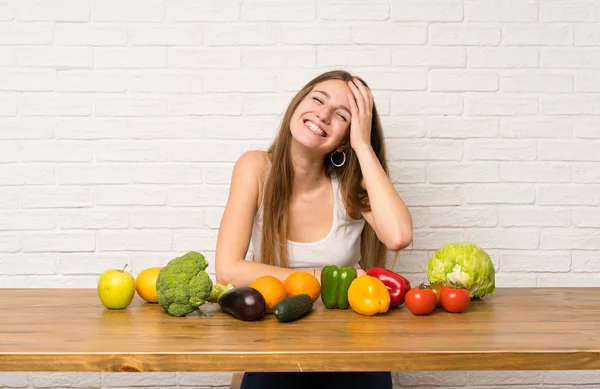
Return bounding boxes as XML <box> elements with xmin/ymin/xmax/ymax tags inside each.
<box><xmin>217</xmin><ymin>261</ymin><xmax>321</xmax><ymax>287</ymax></box>
<box><xmin>354</xmin><ymin>144</ymin><xmax>413</xmax><ymax>250</ymax></box>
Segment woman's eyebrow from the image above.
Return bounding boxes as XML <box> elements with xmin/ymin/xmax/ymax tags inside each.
<box><xmin>313</xmin><ymin>90</ymin><xmax>351</xmax><ymax>116</ymax></box>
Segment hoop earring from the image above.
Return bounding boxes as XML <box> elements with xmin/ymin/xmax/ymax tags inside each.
<box><xmin>330</xmin><ymin>150</ymin><xmax>346</xmax><ymax>167</ymax></box>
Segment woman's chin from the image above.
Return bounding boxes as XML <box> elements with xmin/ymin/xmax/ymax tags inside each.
<box><xmin>290</xmin><ymin>134</ymin><xmax>328</xmax><ymax>156</ymax></box>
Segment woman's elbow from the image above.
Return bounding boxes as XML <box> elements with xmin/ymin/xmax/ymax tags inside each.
<box><xmin>386</xmin><ymin>229</ymin><xmax>412</xmax><ymax>252</ymax></box>
<box><xmin>215</xmin><ymin>267</ymin><xmax>234</xmax><ymax>286</ymax></box>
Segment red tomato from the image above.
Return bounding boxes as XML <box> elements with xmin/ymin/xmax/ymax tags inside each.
<box><xmin>440</xmin><ymin>286</ymin><xmax>471</xmax><ymax>313</ymax></box>
<box><xmin>405</xmin><ymin>288</ymin><xmax>437</xmax><ymax>315</ymax></box>
<box><xmin>427</xmin><ymin>283</ymin><xmax>444</xmax><ymax>307</ymax></box>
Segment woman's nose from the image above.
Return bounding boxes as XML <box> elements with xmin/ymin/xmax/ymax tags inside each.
<box><xmin>316</xmin><ymin>105</ymin><xmax>332</xmax><ymax>123</ymax></box>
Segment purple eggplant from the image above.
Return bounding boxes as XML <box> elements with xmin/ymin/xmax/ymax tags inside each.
<box><xmin>218</xmin><ymin>287</ymin><xmax>266</xmax><ymax>321</ymax></box>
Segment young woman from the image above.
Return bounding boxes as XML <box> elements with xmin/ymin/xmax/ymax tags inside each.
<box><xmin>215</xmin><ymin>70</ymin><xmax>413</xmax><ymax>389</ymax></box>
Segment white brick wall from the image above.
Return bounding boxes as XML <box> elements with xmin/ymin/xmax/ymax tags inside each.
<box><xmin>1</xmin><ymin>0</ymin><xmax>600</xmax><ymax>387</ymax></box>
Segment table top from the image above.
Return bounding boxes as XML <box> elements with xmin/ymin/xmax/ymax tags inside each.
<box><xmin>1</xmin><ymin>287</ymin><xmax>599</xmax><ymax>372</ymax></box>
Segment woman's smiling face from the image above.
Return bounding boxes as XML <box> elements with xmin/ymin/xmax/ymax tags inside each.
<box><xmin>289</xmin><ymin>79</ymin><xmax>352</xmax><ymax>154</ymax></box>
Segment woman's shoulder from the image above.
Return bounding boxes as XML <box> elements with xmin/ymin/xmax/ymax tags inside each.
<box><xmin>232</xmin><ymin>150</ymin><xmax>271</xmax><ymax>198</ymax></box>
<box><xmin>232</xmin><ymin>150</ymin><xmax>271</xmax><ymax>210</ymax></box>
<box><xmin>234</xmin><ymin>150</ymin><xmax>270</xmax><ymax>177</ymax></box>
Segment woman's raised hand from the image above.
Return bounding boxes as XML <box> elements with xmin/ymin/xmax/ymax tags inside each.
<box><xmin>347</xmin><ymin>78</ymin><xmax>374</xmax><ymax>152</ymax></box>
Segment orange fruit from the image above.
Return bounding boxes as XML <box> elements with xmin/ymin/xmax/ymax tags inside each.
<box><xmin>135</xmin><ymin>267</ymin><xmax>162</xmax><ymax>303</ymax></box>
<box><xmin>249</xmin><ymin>275</ymin><xmax>287</xmax><ymax>313</ymax></box>
<box><xmin>283</xmin><ymin>271</ymin><xmax>321</xmax><ymax>302</ymax></box>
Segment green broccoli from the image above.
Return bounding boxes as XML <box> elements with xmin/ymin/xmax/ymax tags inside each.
<box><xmin>156</xmin><ymin>251</ymin><xmax>234</xmax><ymax>317</ymax></box>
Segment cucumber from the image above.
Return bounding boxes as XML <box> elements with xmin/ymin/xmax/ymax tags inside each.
<box><xmin>273</xmin><ymin>294</ymin><xmax>313</xmax><ymax>322</ymax></box>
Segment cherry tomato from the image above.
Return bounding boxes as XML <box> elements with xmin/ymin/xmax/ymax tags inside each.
<box><xmin>427</xmin><ymin>283</ymin><xmax>444</xmax><ymax>307</ymax></box>
<box><xmin>405</xmin><ymin>287</ymin><xmax>437</xmax><ymax>315</ymax></box>
<box><xmin>440</xmin><ymin>286</ymin><xmax>471</xmax><ymax>313</ymax></box>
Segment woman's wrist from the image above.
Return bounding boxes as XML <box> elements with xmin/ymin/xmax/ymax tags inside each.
<box><xmin>300</xmin><ymin>267</ymin><xmax>321</xmax><ymax>280</ymax></box>
<box><xmin>353</xmin><ymin>142</ymin><xmax>375</xmax><ymax>160</ymax></box>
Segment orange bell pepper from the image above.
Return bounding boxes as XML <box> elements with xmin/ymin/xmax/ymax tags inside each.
<box><xmin>347</xmin><ymin>275</ymin><xmax>391</xmax><ymax>316</ymax></box>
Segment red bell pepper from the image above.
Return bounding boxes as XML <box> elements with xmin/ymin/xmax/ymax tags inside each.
<box><xmin>366</xmin><ymin>267</ymin><xmax>411</xmax><ymax>309</ymax></box>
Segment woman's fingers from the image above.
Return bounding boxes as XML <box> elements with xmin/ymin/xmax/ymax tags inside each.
<box><xmin>347</xmin><ymin>91</ymin><xmax>358</xmax><ymax>118</ymax></box>
<box><xmin>352</xmin><ymin>78</ymin><xmax>373</xmax><ymax>112</ymax></box>
<box><xmin>354</xmin><ymin>78</ymin><xmax>373</xmax><ymax>113</ymax></box>
<box><xmin>348</xmin><ymin>79</ymin><xmax>366</xmax><ymax>114</ymax></box>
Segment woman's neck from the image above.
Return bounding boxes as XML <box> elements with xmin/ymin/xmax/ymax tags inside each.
<box><xmin>289</xmin><ymin>142</ymin><xmax>328</xmax><ymax>192</ymax></box>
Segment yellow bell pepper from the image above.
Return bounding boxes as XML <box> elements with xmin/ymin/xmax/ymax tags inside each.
<box><xmin>347</xmin><ymin>275</ymin><xmax>391</xmax><ymax>316</ymax></box>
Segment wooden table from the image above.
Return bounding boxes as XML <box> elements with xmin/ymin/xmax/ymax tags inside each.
<box><xmin>1</xmin><ymin>287</ymin><xmax>599</xmax><ymax>372</ymax></box>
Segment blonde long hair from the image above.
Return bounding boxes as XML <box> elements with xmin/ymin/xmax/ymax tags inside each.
<box><xmin>260</xmin><ymin>70</ymin><xmax>391</xmax><ymax>271</ymax></box>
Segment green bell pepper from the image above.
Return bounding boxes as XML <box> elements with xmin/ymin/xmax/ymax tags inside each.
<box><xmin>320</xmin><ymin>265</ymin><xmax>358</xmax><ymax>309</ymax></box>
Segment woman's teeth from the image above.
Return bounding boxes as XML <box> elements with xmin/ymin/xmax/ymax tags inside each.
<box><xmin>306</xmin><ymin>121</ymin><xmax>325</xmax><ymax>137</ymax></box>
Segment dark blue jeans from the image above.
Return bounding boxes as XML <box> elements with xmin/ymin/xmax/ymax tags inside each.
<box><xmin>240</xmin><ymin>371</ymin><xmax>392</xmax><ymax>389</ymax></box>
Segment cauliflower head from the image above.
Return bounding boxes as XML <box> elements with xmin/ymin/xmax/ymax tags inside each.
<box><xmin>156</xmin><ymin>251</ymin><xmax>213</xmax><ymax>317</ymax></box>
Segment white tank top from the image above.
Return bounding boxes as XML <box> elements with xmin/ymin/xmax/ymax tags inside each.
<box><xmin>250</xmin><ymin>163</ymin><xmax>366</xmax><ymax>270</ymax></box>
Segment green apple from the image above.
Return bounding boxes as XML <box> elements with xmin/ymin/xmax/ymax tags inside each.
<box><xmin>98</xmin><ymin>264</ymin><xmax>136</xmax><ymax>310</ymax></box>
